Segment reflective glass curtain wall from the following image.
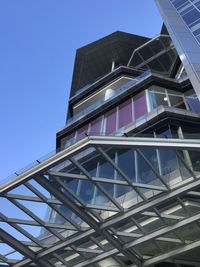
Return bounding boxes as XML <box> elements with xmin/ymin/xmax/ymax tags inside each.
<box><xmin>155</xmin><ymin>0</ymin><xmax>200</xmax><ymax>101</ymax></box>
<box><xmin>61</xmin><ymin>87</ymin><xmax>200</xmax><ymax>149</ymax></box>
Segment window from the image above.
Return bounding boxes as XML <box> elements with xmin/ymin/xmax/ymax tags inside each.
<box><xmin>156</xmin><ymin>125</ymin><xmax>179</xmax><ymax>139</ymax></box>
<box><xmin>149</xmin><ymin>89</ymin><xmax>169</xmax><ymax>110</ymax></box>
<box><xmin>137</xmin><ymin>149</ymin><xmax>158</xmax><ymax>183</ymax></box>
<box><xmin>118</xmin><ymin>99</ymin><xmax>133</xmax><ymax>129</ymax></box>
<box><xmin>105</xmin><ymin>108</ymin><xmax>117</xmax><ymax>134</ymax></box>
<box><xmin>158</xmin><ymin>148</ymin><xmax>179</xmax><ymax>176</ymax></box>
<box><xmin>117</xmin><ymin>149</ymin><xmax>135</xmax><ymax>181</ymax></box>
<box><xmin>89</xmin><ymin>117</ymin><xmax>102</xmax><ymax>135</ymax></box>
<box><xmin>60</xmin><ymin>133</ymin><xmax>75</xmax><ymax>149</ymax></box>
<box><xmin>76</xmin><ymin>125</ymin><xmax>89</xmax><ymax>141</ymax></box>
<box><xmin>172</xmin><ymin>0</ymin><xmax>188</xmax><ymax>9</ymax></box>
<box><xmin>79</xmin><ymin>180</ymin><xmax>94</xmax><ymax>203</ymax></box>
<box><xmin>181</xmin><ymin>125</ymin><xmax>200</xmax><ymax>139</ymax></box>
<box><xmin>134</xmin><ymin>92</ymin><xmax>147</xmax><ymax>120</ymax></box>
<box><xmin>193</xmin><ymin>27</ymin><xmax>200</xmax><ymax>36</ymax></box>
<box><xmin>168</xmin><ymin>94</ymin><xmax>186</xmax><ymax>109</ymax></box>
<box><xmin>99</xmin><ymin>158</ymin><xmax>115</xmax><ymax>179</ymax></box>
<box><xmin>182</xmin><ymin>8</ymin><xmax>200</xmax><ymax>25</ymax></box>
<box><xmin>185</xmin><ymin>90</ymin><xmax>200</xmax><ymax>112</ymax></box>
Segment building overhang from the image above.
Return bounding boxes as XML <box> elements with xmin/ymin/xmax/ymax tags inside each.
<box><xmin>1</xmin><ymin>136</ymin><xmax>200</xmax><ymax>266</ymax></box>
<box><xmin>56</xmin><ymin>73</ymin><xmax>191</xmax><ymax>148</ymax></box>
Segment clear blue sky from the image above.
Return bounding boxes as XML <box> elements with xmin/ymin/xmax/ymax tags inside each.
<box><xmin>0</xmin><ymin>0</ymin><xmax>162</xmax><ymax>179</ymax></box>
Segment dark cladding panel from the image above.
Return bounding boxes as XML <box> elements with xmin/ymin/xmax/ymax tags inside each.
<box><xmin>70</xmin><ymin>31</ymin><xmax>149</xmax><ymax>97</ymax></box>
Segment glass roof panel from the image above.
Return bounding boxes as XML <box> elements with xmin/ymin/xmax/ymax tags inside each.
<box><xmin>128</xmin><ymin>35</ymin><xmax>179</xmax><ymax>77</ymax></box>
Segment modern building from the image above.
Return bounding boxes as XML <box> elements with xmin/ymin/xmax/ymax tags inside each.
<box><xmin>155</xmin><ymin>0</ymin><xmax>200</xmax><ymax>100</ymax></box>
<box><xmin>1</xmin><ymin>2</ymin><xmax>200</xmax><ymax>267</ymax></box>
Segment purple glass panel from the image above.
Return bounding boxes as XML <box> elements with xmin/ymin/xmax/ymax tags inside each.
<box><xmin>118</xmin><ymin>99</ymin><xmax>133</xmax><ymax>129</ymax></box>
<box><xmin>60</xmin><ymin>133</ymin><xmax>75</xmax><ymax>148</ymax></box>
<box><xmin>89</xmin><ymin>117</ymin><xmax>102</xmax><ymax>135</ymax></box>
<box><xmin>105</xmin><ymin>108</ymin><xmax>117</xmax><ymax>134</ymax></box>
<box><xmin>134</xmin><ymin>92</ymin><xmax>147</xmax><ymax>120</ymax></box>
<box><xmin>186</xmin><ymin>95</ymin><xmax>200</xmax><ymax>112</ymax></box>
<box><xmin>76</xmin><ymin>125</ymin><xmax>89</xmax><ymax>141</ymax></box>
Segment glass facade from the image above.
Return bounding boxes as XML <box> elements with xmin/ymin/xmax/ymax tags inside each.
<box><xmin>61</xmin><ymin>87</ymin><xmax>200</xmax><ymax>149</ymax></box>
<box><xmin>55</xmin><ymin>121</ymin><xmax>200</xmax><ymax>226</ymax></box>
<box><xmin>49</xmin><ymin>140</ymin><xmax>200</xmax><ymax>224</ymax></box>
<box><xmin>170</xmin><ymin>0</ymin><xmax>200</xmax><ymax>43</ymax></box>
<box><xmin>2</xmin><ymin>9</ymin><xmax>200</xmax><ymax>266</ymax></box>
<box><xmin>118</xmin><ymin>99</ymin><xmax>133</xmax><ymax>129</ymax></box>
<box><xmin>66</xmin><ymin>70</ymin><xmax>151</xmax><ymax>127</ymax></box>
<box><xmin>73</xmin><ymin>76</ymin><xmax>134</xmax><ymax>115</ymax></box>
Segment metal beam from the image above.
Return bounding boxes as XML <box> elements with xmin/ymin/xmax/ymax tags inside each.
<box><xmin>142</xmin><ymin>211</ymin><xmax>185</xmax><ymax>221</ymax></box>
<box><xmin>136</xmin><ymin>148</ymin><xmax>169</xmax><ymax>189</ymax></box>
<box><xmin>0</xmin><ymin>213</ymin><xmax>75</xmax><ymax>231</ymax></box>
<box><xmin>124</xmin><ymin>211</ymin><xmax>200</xmax><ymax>250</ymax></box>
<box><xmin>143</xmin><ymin>239</ymin><xmax>200</xmax><ymax>266</ymax></box>
<box><xmin>52</xmin><ymin>175</ymin><xmax>103</xmax><ymax>222</ymax></box>
<box><xmin>8</xmin><ymin>198</ymin><xmax>64</xmax><ymax>241</ymax></box>
<box><xmin>73</xmin><ymin>248</ymin><xmax>119</xmax><ymax>267</ymax></box>
<box><xmin>88</xmin><ymin>136</ymin><xmax>200</xmax><ymax>150</ymax></box>
<box><xmin>96</xmin><ymin>147</ymin><xmax>148</xmax><ymax>201</ymax></box>
<box><xmin>175</xmin><ymin>151</ymin><xmax>197</xmax><ymax>180</ymax></box>
<box><xmin>48</xmin><ymin>171</ymin><xmax>129</xmax><ymax>185</ymax></box>
<box><xmin>26</xmin><ymin>180</ymin><xmax>81</xmax><ymax>230</ymax></box>
<box><xmin>1</xmin><ymin>136</ymin><xmax>200</xmax><ymax>267</ymax></box>
<box><xmin>11</xmin><ymin>258</ymin><xmax>32</xmax><ymax>267</ymax></box>
<box><xmin>2</xmin><ymin>136</ymin><xmax>200</xmax><ymax>194</ymax></box>
<box><xmin>70</xmin><ymin>157</ymin><xmax>123</xmax><ymax>211</ymax></box>
<box><xmin>9</xmin><ymin>177</ymin><xmax>200</xmax><ymax>267</ymax></box>
<box><xmin>173</xmin><ymin>259</ymin><xmax>200</xmax><ymax>266</ymax></box>
<box><xmin>37</xmin><ymin>229</ymin><xmax>95</xmax><ymax>259</ymax></box>
<box><xmin>0</xmin><ymin>136</ymin><xmax>91</xmax><ymax>193</ymax></box>
<box><xmin>36</xmin><ymin>175</ymin><xmax>142</xmax><ymax>266</ymax></box>
<box><xmin>101</xmin><ymin>178</ymin><xmax>200</xmax><ymax>230</ymax></box>
<box><xmin>48</xmin><ymin>170</ymin><xmax>166</xmax><ymax>191</ymax></box>
<box><xmin>52</xmin><ymin>253</ymin><xmax>70</xmax><ymax>267</ymax></box>
<box><xmin>0</xmin><ymin>228</ymin><xmax>47</xmax><ymax>267</ymax></box>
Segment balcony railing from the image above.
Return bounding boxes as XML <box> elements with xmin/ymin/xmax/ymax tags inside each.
<box><xmin>2</xmin><ymin>129</ymin><xmax>200</xmax><ymax>189</ymax></box>
<box><xmin>66</xmin><ymin>70</ymin><xmax>151</xmax><ymax>126</ymax></box>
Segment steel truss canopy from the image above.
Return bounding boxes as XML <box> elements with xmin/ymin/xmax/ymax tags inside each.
<box><xmin>1</xmin><ymin>136</ymin><xmax>200</xmax><ymax>267</ymax></box>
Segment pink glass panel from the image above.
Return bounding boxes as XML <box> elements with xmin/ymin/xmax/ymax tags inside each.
<box><xmin>105</xmin><ymin>108</ymin><xmax>117</xmax><ymax>134</ymax></box>
<box><xmin>118</xmin><ymin>99</ymin><xmax>133</xmax><ymax>129</ymax></box>
<box><xmin>76</xmin><ymin>125</ymin><xmax>89</xmax><ymax>141</ymax></box>
<box><xmin>134</xmin><ymin>92</ymin><xmax>147</xmax><ymax>120</ymax></box>
<box><xmin>89</xmin><ymin>117</ymin><xmax>102</xmax><ymax>135</ymax></box>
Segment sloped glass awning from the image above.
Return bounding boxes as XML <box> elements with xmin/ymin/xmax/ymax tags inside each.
<box><xmin>1</xmin><ymin>136</ymin><xmax>200</xmax><ymax>267</ymax></box>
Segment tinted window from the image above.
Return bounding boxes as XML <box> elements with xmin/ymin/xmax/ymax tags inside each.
<box><xmin>118</xmin><ymin>99</ymin><xmax>133</xmax><ymax>129</ymax></box>
<box><xmin>172</xmin><ymin>0</ymin><xmax>188</xmax><ymax>9</ymax></box>
<box><xmin>183</xmin><ymin>8</ymin><xmax>200</xmax><ymax>25</ymax></box>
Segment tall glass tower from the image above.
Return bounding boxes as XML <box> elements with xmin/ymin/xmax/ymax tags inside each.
<box><xmin>1</xmin><ymin>4</ymin><xmax>200</xmax><ymax>267</ymax></box>
<box><xmin>155</xmin><ymin>0</ymin><xmax>200</xmax><ymax>100</ymax></box>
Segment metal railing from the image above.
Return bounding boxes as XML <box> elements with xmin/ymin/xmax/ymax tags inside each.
<box><xmin>66</xmin><ymin>70</ymin><xmax>151</xmax><ymax>126</ymax></box>
<box><xmin>2</xmin><ymin>130</ymin><xmax>200</xmax><ymax>188</ymax></box>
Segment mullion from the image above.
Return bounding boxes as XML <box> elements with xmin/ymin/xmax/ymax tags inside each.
<box><xmin>25</xmin><ymin>180</ymin><xmax>81</xmax><ymax>231</ymax></box>
<box><xmin>53</xmin><ymin>176</ymin><xmax>103</xmax><ymax>222</ymax></box>
<box><xmin>70</xmin><ymin>157</ymin><xmax>123</xmax><ymax>212</ymax></box>
<box><xmin>8</xmin><ymin>199</ymin><xmax>64</xmax><ymax>241</ymax></box>
<box><xmin>96</xmin><ymin>146</ymin><xmax>148</xmax><ymax>202</ymax></box>
<box><xmin>136</xmin><ymin>148</ymin><xmax>170</xmax><ymax>189</ymax></box>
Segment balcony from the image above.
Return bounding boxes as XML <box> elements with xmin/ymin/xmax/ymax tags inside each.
<box><xmin>59</xmin><ymin>83</ymin><xmax>200</xmax><ymax>150</ymax></box>
<box><xmin>65</xmin><ymin>70</ymin><xmax>151</xmax><ymax>127</ymax></box>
